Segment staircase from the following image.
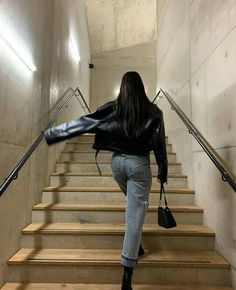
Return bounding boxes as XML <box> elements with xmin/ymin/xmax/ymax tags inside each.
<box><xmin>2</xmin><ymin>134</ymin><xmax>233</xmax><ymax>289</ymax></box>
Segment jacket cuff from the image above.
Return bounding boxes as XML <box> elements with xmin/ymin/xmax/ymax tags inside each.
<box><xmin>44</xmin><ymin>128</ymin><xmax>55</xmax><ymax>145</ymax></box>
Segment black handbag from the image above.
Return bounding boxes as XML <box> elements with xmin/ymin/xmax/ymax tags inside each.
<box><xmin>158</xmin><ymin>183</ymin><xmax>177</xmax><ymax>228</ymax></box>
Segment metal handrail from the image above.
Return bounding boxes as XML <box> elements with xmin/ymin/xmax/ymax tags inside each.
<box><xmin>0</xmin><ymin>86</ymin><xmax>90</xmax><ymax>197</ymax></box>
<box><xmin>153</xmin><ymin>88</ymin><xmax>236</xmax><ymax>192</ymax></box>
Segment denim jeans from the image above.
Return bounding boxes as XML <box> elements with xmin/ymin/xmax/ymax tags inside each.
<box><xmin>110</xmin><ymin>152</ymin><xmax>152</xmax><ymax>267</ymax></box>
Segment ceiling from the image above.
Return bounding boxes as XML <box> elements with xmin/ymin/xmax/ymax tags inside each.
<box><xmin>85</xmin><ymin>0</ymin><xmax>157</xmax><ymax>54</ymax></box>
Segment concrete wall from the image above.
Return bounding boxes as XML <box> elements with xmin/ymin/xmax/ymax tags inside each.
<box><xmin>156</xmin><ymin>0</ymin><xmax>236</xmax><ymax>287</ymax></box>
<box><xmin>85</xmin><ymin>0</ymin><xmax>157</xmax><ymax>53</ymax></box>
<box><xmin>0</xmin><ymin>0</ymin><xmax>90</xmax><ymax>287</ymax></box>
<box><xmin>90</xmin><ymin>41</ymin><xmax>156</xmax><ymax>111</ymax></box>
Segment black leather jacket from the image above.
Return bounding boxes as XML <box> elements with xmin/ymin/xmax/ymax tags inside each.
<box><xmin>44</xmin><ymin>100</ymin><xmax>168</xmax><ymax>183</ymax></box>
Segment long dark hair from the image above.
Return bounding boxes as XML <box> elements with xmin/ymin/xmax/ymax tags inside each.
<box><xmin>116</xmin><ymin>71</ymin><xmax>151</xmax><ymax>139</ymax></box>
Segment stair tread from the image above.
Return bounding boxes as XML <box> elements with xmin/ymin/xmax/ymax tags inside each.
<box><xmin>33</xmin><ymin>203</ymin><xmax>203</xmax><ymax>212</ymax></box>
<box><xmin>72</xmin><ymin>133</ymin><xmax>168</xmax><ymax>137</ymax></box>
<box><xmin>43</xmin><ymin>186</ymin><xmax>194</xmax><ymax>193</ymax></box>
<box><xmin>8</xmin><ymin>248</ymin><xmax>229</xmax><ymax>268</ymax></box>
<box><xmin>50</xmin><ymin>172</ymin><xmax>187</xmax><ymax>178</ymax></box>
<box><xmin>67</xmin><ymin>141</ymin><xmax>171</xmax><ymax>145</ymax></box>
<box><xmin>1</xmin><ymin>283</ymin><xmax>233</xmax><ymax>290</ymax></box>
<box><xmin>22</xmin><ymin>223</ymin><xmax>214</xmax><ymax>236</ymax></box>
<box><xmin>56</xmin><ymin>161</ymin><xmax>181</xmax><ymax>165</ymax></box>
<box><xmin>72</xmin><ymin>135</ymin><xmax>169</xmax><ymax>139</ymax></box>
<box><xmin>65</xmin><ymin>144</ymin><xmax>172</xmax><ymax>148</ymax></box>
<box><xmin>61</xmin><ymin>150</ymin><xmax>176</xmax><ymax>155</ymax></box>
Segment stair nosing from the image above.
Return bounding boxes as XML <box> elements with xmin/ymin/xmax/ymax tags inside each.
<box><xmin>50</xmin><ymin>172</ymin><xmax>188</xmax><ymax>178</ymax></box>
<box><xmin>32</xmin><ymin>203</ymin><xmax>203</xmax><ymax>213</ymax></box>
<box><xmin>22</xmin><ymin>223</ymin><xmax>215</xmax><ymax>237</ymax></box>
<box><xmin>2</xmin><ymin>283</ymin><xmax>233</xmax><ymax>290</ymax></box>
<box><xmin>8</xmin><ymin>249</ymin><xmax>230</xmax><ymax>269</ymax></box>
<box><xmin>42</xmin><ymin>186</ymin><xmax>195</xmax><ymax>193</ymax></box>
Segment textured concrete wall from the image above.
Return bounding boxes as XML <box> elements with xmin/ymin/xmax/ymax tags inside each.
<box><xmin>156</xmin><ymin>0</ymin><xmax>236</xmax><ymax>287</ymax></box>
<box><xmin>0</xmin><ymin>0</ymin><xmax>90</xmax><ymax>287</ymax></box>
<box><xmin>90</xmin><ymin>41</ymin><xmax>156</xmax><ymax>111</ymax></box>
<box><xmin>85</xmin><ymin>0</ymin><xmax>157</xmax><ymax>53</ymax></box>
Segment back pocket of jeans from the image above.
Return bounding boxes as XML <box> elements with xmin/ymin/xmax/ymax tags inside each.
<box><xmin>110</xmin><ymin>154</ymin><xmax>120</xmax><ymax>173</ymax></box>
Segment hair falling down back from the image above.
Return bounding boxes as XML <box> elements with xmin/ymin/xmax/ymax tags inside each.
<box><xmin>116</xmin><ymin>71</ymin><xmax>152</xmax><ymax>139</ymax></box>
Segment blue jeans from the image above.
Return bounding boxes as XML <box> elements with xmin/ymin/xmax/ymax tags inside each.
<box><xmin>110</xmin><ymin>152</ymin><xmax>152</xmax><ymax>267</ymax></box>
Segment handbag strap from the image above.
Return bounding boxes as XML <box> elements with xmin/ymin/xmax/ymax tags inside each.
<box><xmin>159</xmin><ymin>182</ymin><xmax>168</xmax><ymax>207</ymax></box>
<box><xmin>95</xmin><ymin>149</ymin><xmax>102</xmax><ymax>176</ymax></box>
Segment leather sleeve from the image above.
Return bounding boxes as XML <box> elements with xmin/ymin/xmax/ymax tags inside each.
<box><xmin>44</xmin><ymin>101</ymin><xmax>114</xmax><ymax>145</ymax></box>
<box><xmin>151</xmin><ymin>110</ymin><xmax>168</xmax><ymax>184</ymax></box>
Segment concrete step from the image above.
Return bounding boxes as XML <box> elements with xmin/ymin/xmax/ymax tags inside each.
<box><xmin>21</xmin><ymin>223</ymin><xmax>215</xmax><ymax>251</ymax></box>
<box><xmin>42</xmin><ymin>186</ymin><xmax>195</xmax><ymax>205</ymax></box>
<box><xmin>65</xmin><ymin>142</ymin><xmax>173</xmax><ymax>153</ymax></box>
<box><xmin>68</xmin><ymin>135</ymin><xmax>96</xmax><ymax>143</ymax></box>
<box><xmin>56</xmin><ymin>161</ymin><xmax>182</xmax><ymax>174</ymax></box>
<box><xmin>1</xmin><ymin>284</ymin><xmax>233</xmax><ymax>290</ymax></box>
<box><xmin>7</xmin><ymin>249</ymin><xmax>230</xmax><ymax>285</ymax></box>
<box><xmin>49</xmin><ymin>173</ymin><xmax>187</xmax><ymax>188</ymax></box>
<box><xmin>70</xmin><ymin>134</ymin><xmax>169</xmax><ymax>144</ymax></box>
<box><xmin>32</xmin><ymin>203</ymin><xmax>203</xmax><ymax>224</ymax></box>
<box><xmin>59</xmin><ymin>151</ymin><xmax>177</xmax><ymax>163</ymax></box>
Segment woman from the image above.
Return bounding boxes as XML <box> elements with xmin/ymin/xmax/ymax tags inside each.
<box><xmin>44</xmin><ymin>71</ymin><xmax>168</xmax><ymax>290</ymax></box>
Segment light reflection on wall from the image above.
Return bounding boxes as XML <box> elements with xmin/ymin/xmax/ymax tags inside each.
<box><xmin>0</xmin><ymin>12</ymin><xmax>36</xmax><ymax>73</ymax></box>
<box><xmin>69</xmin><ymin>36</ymin><xmax>80</xmax><ymax>64</ymax></box>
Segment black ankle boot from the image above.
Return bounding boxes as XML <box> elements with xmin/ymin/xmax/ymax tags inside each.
<box><xmin>138</xmin><ymin>243</ymin><xmax>145</xmax><ymax>257</ymax></box>
<box><xmin>121</xmin><ymin>266</ymin><xmax>133</xmax><ymax>290</ymax></box>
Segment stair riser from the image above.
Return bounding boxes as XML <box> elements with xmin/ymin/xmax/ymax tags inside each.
<box><xmin>21</xmin><ymin>234</ymin><xmax>215</xmax><ymax>251</ymax></box>
<box><xmin>65</xmin><ymin>143</ymin><xmax>173</xmax><ymax>153</ymax></box>
<box><xmin>42</xmin><ymin>191</ymin><xmax>194</xmax><ymax>205</ymax></box>
<box><xmin>56</xmin><ymin>163</ymin><xmax>182</xmax><ymax>174</ymax></box>
<box><xmin>59</xmin><ymin>153</ymin><xmax>177</xmax><ymax>163</ymax></box>
<box><xmin>49</xmin><ymin>176</ymin><xmax>187</xmax><ymax>188</ymax></box>
<box><xmin>6</xmin><ymin>265</ymin><xmax>229</xmax><ymax>286</ymax></box>
<box><xmin>32</xmin><ymin>210</ymin><xmax>203</xmax><ymax>225</ymax></box>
